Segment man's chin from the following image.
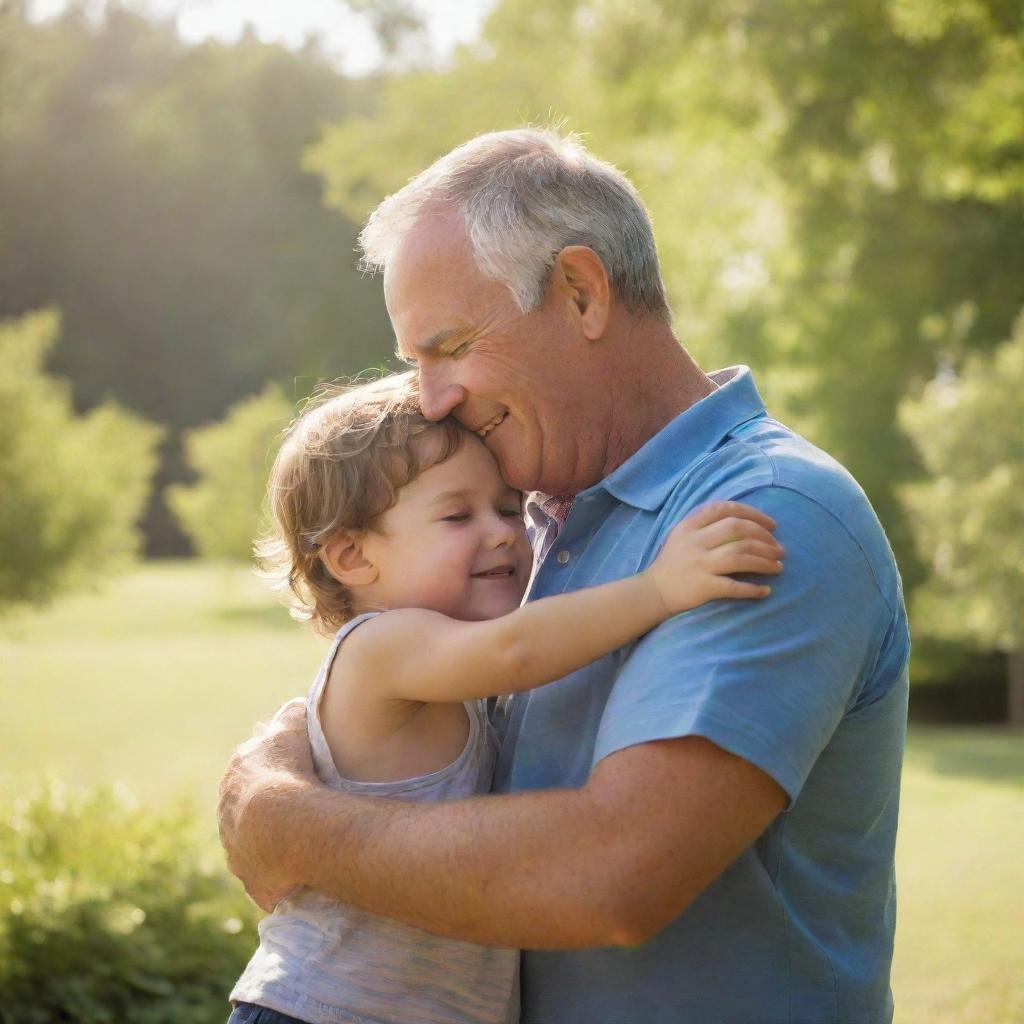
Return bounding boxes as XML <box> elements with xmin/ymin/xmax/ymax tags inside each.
<box><xmin>492</xmin><ymin>460</ymin><xmax>539</xmax><ymax>494</ymax></box>
<box><xmin>500</xmin><ymin>459</ymin><xmax>570</xmax><ymax>497</ymax></box>
<box><xmin>486</xmin><ymin>427</ymin><xmax>564</xmax><ymax>494</ymax></box>
<box><xmin>485</xmin><ymin>439</ymin><xmax>532</xmax><ymax>491</ymax></box>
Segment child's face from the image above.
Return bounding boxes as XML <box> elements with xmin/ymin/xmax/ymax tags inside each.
<box><xmin>358</xmin><ymin>434</ymin><xmax>533</xmax><ymax>621</ymax></box>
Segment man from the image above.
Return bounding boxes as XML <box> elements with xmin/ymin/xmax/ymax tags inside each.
<box><xmin>219</xmin><ymin>128</ymin><xmax>908</xmax><ymax>1023</ymax></box>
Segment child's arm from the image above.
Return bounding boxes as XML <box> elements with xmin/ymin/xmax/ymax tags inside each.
<box><xmin>341</xmin><ymin>501</ymin><xmax>785</xmax><ymax>704</ymax></box>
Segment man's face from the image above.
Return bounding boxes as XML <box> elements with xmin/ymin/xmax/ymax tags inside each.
<box><xmin>385</xmin><ymin>211</ymin><xmax>598</xmax><ymax>495</ymax></box>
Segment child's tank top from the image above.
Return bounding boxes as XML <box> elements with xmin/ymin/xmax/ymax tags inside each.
<box><xmin>230</xmin><ymin>612</ymin><xmax>519</xmax><ymax>1024</ymax></box>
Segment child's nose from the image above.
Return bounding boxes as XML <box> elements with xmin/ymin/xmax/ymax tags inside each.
<box><xmin>486</xmin><ymin>516</ymin><xmax>518</xmax><ymax>548</ymax></box>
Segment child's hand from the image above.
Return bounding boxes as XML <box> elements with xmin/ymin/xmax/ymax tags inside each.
<box><xmin>642</xmin><ymin>501</ymin><xmax>785</xmax><ymax>616</ymax></box>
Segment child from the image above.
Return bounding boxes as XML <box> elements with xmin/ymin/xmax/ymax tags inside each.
<box><xmin>228</xmin><ymin>374</ymin><xmax>784</xmax><ymax>1024</ymax></box>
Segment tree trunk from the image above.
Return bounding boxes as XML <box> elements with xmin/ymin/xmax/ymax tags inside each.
<box><xmin>1009</xmin><ymin>649</ymin><xmax>1024</xmax><ymax>728</ymax></box>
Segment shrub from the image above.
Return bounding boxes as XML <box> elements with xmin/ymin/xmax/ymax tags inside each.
<box><xmin>167</xmin><ymin>386</ymin><xmax>293</xmax><ymax>561</ymax></box>
<box><xmin>0</xmin><ymin>781</ymin><xmax>259</xmax><ymax>1023</ymax></box>
<box><xmin>0</xmin><ymin>311</ymin><xmax>163</xmax><ymax>610</ymax></box>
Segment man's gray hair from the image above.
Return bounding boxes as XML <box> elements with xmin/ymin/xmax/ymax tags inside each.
<box><xmin>359</xmin><ymin>127</ymin><xmax>671</xmax><ymax>322</ymax></box>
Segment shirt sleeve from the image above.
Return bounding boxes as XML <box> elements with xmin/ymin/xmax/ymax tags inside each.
<box><xmin>591</xmin><ymin>486</ymin><xmax>892</xmax><ymax>804</ymax></box>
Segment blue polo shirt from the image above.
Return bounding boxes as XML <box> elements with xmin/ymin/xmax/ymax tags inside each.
<box><xmin>495</xmin><ymin>367</ymin><xmax>909</xmax><ymax>1024</ymax></box>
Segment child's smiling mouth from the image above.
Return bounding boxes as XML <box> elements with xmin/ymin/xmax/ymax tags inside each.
<box><xmin>471</xmin><ymin>565</ymin><xmax>516</xmax><ymax>579</ymax></box>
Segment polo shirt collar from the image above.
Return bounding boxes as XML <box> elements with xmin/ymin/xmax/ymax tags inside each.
<box><xmin>588</xmin><ymin>365</ymin><xmax>767</xmax><ymax>512</ymax></box>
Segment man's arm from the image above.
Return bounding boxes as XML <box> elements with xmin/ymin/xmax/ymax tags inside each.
<box><xmin>219</xmin><ymin>489</ymin><xmax>877</xmax><ymax>947</ymax></box>
<box><xmin>218</xmin><ymin>704</ymin><xmax>785</xmax><ymax>948</ymax></box>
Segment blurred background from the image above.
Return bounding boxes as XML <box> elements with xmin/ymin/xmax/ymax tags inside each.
<box><xmin>0</xmin><ymin>0</ymin><xmax>1021</xmax><ymax>1020</ymax></box>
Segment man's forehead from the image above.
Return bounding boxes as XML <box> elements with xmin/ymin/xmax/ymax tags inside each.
<box><xmin>385</xmin><ymin>208</ymin><xmax>472</xmax><ymax>281</ymax></box>
<box><xmin>384</xmin><ymin>218</ymin><xmax>474</xmax><ymax>317</ymax></box>
<box><xmin>385</xmin><ymin>224</ymin><xmax>515</xmax><ymax>360</ymax></box>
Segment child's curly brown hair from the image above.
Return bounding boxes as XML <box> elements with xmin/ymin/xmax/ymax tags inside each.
<box><xmin>256</xmin><ymin>372</ymin><xmax>466</xmax><ymax>635</ymax></box>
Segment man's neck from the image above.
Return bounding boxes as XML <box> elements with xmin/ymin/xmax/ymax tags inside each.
<box><xmin>599</xmin><ymin>321</ymin><xmax>715</xmax><ymax>479</ymax></box>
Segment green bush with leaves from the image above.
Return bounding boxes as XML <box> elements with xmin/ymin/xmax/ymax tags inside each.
<box><xmin>167</xmin><ymin>385</ymin><xmax>293</xmax><ymax>561</ymax></box>
<box><xmin>0</xmin><ymin>781</ymin><xmax>259</xmax><ymax>1023</ymax></box>
<box><xmin>900</xmin><ymin>312</ymin><xmax>1024</xmax><ymax>723</ymax></box>
<box><xmin>0</xmin><ymin>311</ymin><xmax>162</xmax><ymax>610</ymax></box>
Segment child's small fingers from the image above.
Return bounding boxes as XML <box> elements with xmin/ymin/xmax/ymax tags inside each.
<box><xmin>712</xmin><ymin>540</ymin><xmax>784</xmax><ymax>565</ymax></box>
<box><xmin>676</xmin><ymin>503</ymin><xmax>719</xmax><ymax>532</ymax></box>
<box><xmin>733</xmin><ymin>505</ymin><xmax>778</xmax><ymax>532</ymax></box>
<box><xmin>746</xmin><ymin>556</ymin><xmax>785</xmax><ymax>575</ymax></box>
<box><xmin>714</xmin><ymin>578</ymin><xmax>773</xmax><ymax>600</ymax></box>
<box><xmin>684</xmin><ymin>501</ymin><xmax>777</xmax><ymax>533</ymax></box>
<box><xmin>716</xmin><ymin>553</ymin><xmax>784</xmax><ymax>576</ymax></box>
<box><xmin>699</xmin><ymin>517</ymin><xmax>779</xmax><ymax>549</ymax></box>
<box><xmin>718</xmin><ymin>536</ymin><xmax>784</xmax><ymax>559</ymax></box>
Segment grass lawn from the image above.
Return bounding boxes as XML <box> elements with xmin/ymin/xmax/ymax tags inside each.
<box><xmin>893</xmin><ymin>729</ymin><xmax>1023</xmax><ymax>1024</ymax></box>
<box><xmin>2</xmin><ymin>562</ymin><xmax>1022</xmax><ymax>1023</ymax></box>
<box><xmin>0</xmin><ymin>562</ymin><xmax>326</xmax><ymax>814</ymax></box>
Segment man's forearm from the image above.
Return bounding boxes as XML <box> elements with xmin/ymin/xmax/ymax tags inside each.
<box><xmin>268</xmin><ymin>780</ymin><xmax>630</xmax><ymax>949</ymax></box>
<box><xmin>254</xmin><ymin>736</ymin><xmax>785</xmax><ymax>950</ymax></box>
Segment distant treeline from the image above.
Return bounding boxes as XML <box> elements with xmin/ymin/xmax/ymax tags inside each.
<box><xmin>0</xmin><ymin>4</ymin><xmax>394</xmax><ymax>553</ymax></box>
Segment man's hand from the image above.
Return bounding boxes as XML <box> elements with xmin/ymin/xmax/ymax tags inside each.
<box><xmin>217</xmin><ymin>699</ymin><xmax>315</xmax><ymax>911</ymax></box>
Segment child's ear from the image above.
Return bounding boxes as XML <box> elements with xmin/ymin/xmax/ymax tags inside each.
<box><xmin>320</xmin><ymin>531</ymin><xmax>379</xmax><ymax>587</ymax></box>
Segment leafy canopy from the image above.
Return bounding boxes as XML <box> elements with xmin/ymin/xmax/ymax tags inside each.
<box><xmin>306</xmin><ymin>0</ymin><xmax>1024</xmax><ymax>588</ymax></box>
<box><xmin>900</xmin><ymin>315</ymin><xmax>1024</xmax><ymax>652</ymax></box>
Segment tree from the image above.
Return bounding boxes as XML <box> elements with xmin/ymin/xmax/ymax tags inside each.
<box><xmin>900</xmin><ymin>313</ymin><xmax>1024</xmax><ymax>724</ymax></box>
<box><xmin>306</xmin><ymin>0</ymin><xmax>1024</xmax><ymax>592</ymax></box>
<box><xmin>167</xmin><ymin>385</ymin><xmax>293</xmax><ymax>562</ymax></box>
<box><xmin>0</xmin><ymin>310</ymin><xmax>162</xmax><ymax>610</ymax></box>
<box><xmin>0</xmin><ymin>7</ymin><xmax>394</xmax><ymax>552</ymax></box>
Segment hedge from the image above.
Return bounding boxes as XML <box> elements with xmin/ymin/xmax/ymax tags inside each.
<box><xmin>0</xmin><ymin>782</ymin><xmax>259</xmax><ymax>1023</ymax></box>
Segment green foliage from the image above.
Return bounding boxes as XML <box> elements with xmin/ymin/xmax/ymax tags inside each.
<box><xmin>0</xmin><ymin>781</ymin><xmax>257</xmax><ymax>1023</ymax></box>
<box><xmin>0</xmin><ymin>6</ymin><xmax>394</xmax><ymax>552</ymax></box>
<box><xmin>0</xmin><ymin>7</ymin><xmax>390</xmax><ymax>425</ymax></box>
<box><xmin>712</xmin><ymin>0</ymin><xmax>1024</xmax><ymax>581</ymax></box>
<box><xmin>0</xmin><ymin>310</ymin><xmax>162</xmax><ymax>610</ymax></box>
<box><xmin>167</xmin><ymin>385</ymin><xmax>293</xmax><ymax>561</ymax></box>
<box><xmin>899</xmin><ymin>313</ymin><xmax>1024</xmax><ymax>652</ymax></box>
<box><xmin>305</xmin><ymin>0</ymin><xmax>1024</xmax><ymax>591</ymax></box>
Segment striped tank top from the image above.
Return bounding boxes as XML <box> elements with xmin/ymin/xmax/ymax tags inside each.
<box><xmin>230</xmin><ymin>613</ymin><xmax>520</xmax><ymax>1024</ymax></box>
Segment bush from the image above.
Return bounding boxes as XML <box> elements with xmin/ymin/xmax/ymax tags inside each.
<box><xmin>167</xmin><ymin>386</ymin><xmax>293</xmax><ymax>561</ymax></box>
<box><xmin>0</xmin><ymin>311</ymin><xmax>163</xmax><ymax>610</ymax></box>
<box><xmin>0</xmin><ymin>781</ymin><xmax>259</xmax><ymax>1023</ymax></box>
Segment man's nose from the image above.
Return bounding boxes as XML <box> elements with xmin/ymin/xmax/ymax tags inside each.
<box><xmin>418</xmin><ymin>368</ymin><xmax>465</xmax><ymax>422</ymax></box>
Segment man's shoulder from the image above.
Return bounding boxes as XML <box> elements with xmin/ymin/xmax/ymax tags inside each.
<box><xmin>660</xmin><ymin>417</ymin><xmax>902</xmax><ymax>601</ymax></box>
<box><xmin>700</xmin><ymin>415</ymin><xmax>858</xmax><ymax>496</ymax></box>
<box><xmin>674</xmin><ymin>418</ymin><xmax>870</xmax><ymax>526</ymax></box>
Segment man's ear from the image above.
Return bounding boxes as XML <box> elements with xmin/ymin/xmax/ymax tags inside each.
<box><xmin>551</xmin><ymin>245</ymin><xmax>611</xmax><ymax>341</ymax></box>
<box><xmin>320</xmin><ymin>531</ymin><xmax>379</xmax><ymax>587</ymax></box>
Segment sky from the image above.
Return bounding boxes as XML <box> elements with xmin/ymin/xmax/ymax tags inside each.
<box><xmin>27</xmin><ymin>0</ymin><xmax>495</xmax><ymax>75</ymax></box>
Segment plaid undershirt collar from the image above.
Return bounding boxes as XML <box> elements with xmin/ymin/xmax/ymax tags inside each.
<box><xmin>523</xmin><ymin>491</ymin><xmax>575</xmax><ymax>564</ymax></box>
<box><xmin>539</xmin><ymin>493</ymin><xmax>575</xmax><ymax>527</ymax></box>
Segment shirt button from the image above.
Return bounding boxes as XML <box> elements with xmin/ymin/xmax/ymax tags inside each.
<box><xmin>556</xmin><ymin>550</ymin><xmax>570</xmax><ymax>564</ymax></box>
